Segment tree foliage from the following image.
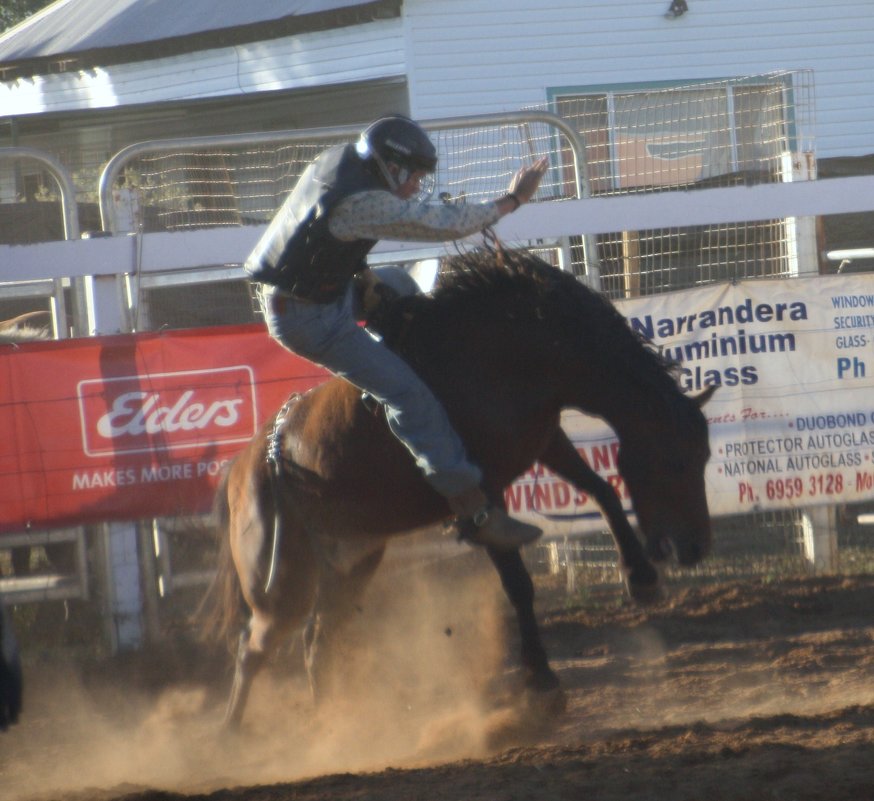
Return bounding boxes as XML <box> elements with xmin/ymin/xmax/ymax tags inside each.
<box><xmin>0</xmin><ymin>0</ymin><xmax>54</xmax><ymax>33</ymax></box>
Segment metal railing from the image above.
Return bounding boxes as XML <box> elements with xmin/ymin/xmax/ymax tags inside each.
<box><xmin>97</xmin><ymin>111</ymin><xmax>594</xmax><ymax>271</ymax></box>
<box><xmin>0</xmin><ymin>146</ymin><xmax>81</xmax><ymax>240</ymax></box>
<box><xmin>0</xmin><ymin>147</ymin><xmax>80</xmax><ymax>337</ymax></box>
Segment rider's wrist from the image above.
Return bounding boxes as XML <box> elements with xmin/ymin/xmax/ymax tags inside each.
<box><xmin>506</xmin><ymin>192</ymin><xmax>521</xmax><ymax>211</ymax></box>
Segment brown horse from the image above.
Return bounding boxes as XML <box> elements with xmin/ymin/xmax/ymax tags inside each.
<box><xmin>204</xmin><ymin>248</ymin><xmax>714</xmax><ymax>728</ymax></box>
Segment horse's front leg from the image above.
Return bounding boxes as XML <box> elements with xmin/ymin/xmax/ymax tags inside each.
<box><xmin>539</xmin><ymin>428</ymin><xmax>660</xmax><ymax>603</ymax></box>
<box><xmin>486</xmin><ymin>545</ymin><xmax>563</xmax><ymax>716</ymax></box>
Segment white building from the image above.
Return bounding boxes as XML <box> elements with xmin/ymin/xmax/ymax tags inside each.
<box><xmin>1</xmin><ymin>0</ymin><xmax>872</xmax><ymax>168</ymax></box>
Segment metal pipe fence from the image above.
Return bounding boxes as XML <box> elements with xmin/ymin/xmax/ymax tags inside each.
<box><xmin>0</xmin><ymin>147</ymin><xmax>79</xmax><ymax>338</ymax></box>
<box><xmin>98</xmin><ymin>110</ymin><xmax>589</xmax><ymax>234</ymax></box>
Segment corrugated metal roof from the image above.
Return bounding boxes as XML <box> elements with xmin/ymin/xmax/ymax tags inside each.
<box><xmin>0</xmin><ymin>0</ymin><xmax>388</xmax><ymax>63</ymax></box>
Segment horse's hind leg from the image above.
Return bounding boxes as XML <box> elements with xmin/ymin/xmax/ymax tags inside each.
<box><xmin>303</xmin><ymin>546</ymin><xmax>385</xmax><ymax>703</ymax></box>
<box><xmin>224</xmin><ymin>611</ymin><xmax>277</xmax><ymax>729</ymax></box>
<box><xmin>488</xmin><ymin>546</ymin><xmax>565</xmax><ymax>720</ymax></box>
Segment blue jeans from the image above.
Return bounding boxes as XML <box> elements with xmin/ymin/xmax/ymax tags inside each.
<box><xmin>260</xmin><ymin>284</ymin><xmax>482</xmax><ymax>498</ymax></box>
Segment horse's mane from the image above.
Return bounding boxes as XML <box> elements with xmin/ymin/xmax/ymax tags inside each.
<box><xmin>379</xmin><ymin>248</ymin><xmax>680</xmax><ymax>395</ymax></box>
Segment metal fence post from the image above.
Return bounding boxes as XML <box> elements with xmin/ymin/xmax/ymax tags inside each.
<box><xmin>801</xmin><ymin>506</ymin><xmax>838</xmax><ymax>573</ymax></box>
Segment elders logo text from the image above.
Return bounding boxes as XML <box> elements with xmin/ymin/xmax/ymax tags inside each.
<box><xmin>77</xmin><ymin>367</ymin><xmax>258</xmax><ymax>457</ymax></box>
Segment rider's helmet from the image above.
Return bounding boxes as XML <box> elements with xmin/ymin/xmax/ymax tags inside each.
<box><xmin>356</xmin><ymin>115</ymin><xmax>437</xmax><ymax>190</ymax></box>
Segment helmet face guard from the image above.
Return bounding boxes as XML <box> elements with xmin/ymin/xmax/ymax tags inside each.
<box><xmin>356</xmin><ymin>115</ymin><xmax>437</xmax><ymax>191</ymax></box>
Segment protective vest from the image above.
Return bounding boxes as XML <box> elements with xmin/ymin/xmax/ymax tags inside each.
<box><xmin>245</xmin><ymin>144</ymin><xmax>384</xmax><ymax>302</ymax></box>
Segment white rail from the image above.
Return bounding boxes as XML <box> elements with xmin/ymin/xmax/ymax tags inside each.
<box><xmin>3</xmin><ymin>176</ymin><xmax>874</xmax><ymax>285</ymax></box>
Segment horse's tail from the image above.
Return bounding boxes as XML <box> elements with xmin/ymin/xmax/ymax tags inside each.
<box><xmin>195</xmin><ymin>467</ymin><xmax>247</xmax><ymax>651</ymax></box>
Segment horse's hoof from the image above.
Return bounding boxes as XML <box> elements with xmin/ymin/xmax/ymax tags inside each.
<box><xmin>624</xmin><ymin>566</ymin><xmax>662</xmax><ymax>605</ymax></box>
<box><xmin>521</xmin><ymin>668</ymin><xmax>565</xmax><ymax>719</ymax></box>
<box><xmin>523</xmin><ymin>684</ymin><xmax>567</xmax><ymax>719</ymax></box>
<box><xmin>625</xmin><ymin>578</ymin><xmax>661</xmax><ymax>605</ymax></box>
<box><xmin>221</xmin><ymin>718</ymin><xmax>243</xmax><ymax>736</ymax></box>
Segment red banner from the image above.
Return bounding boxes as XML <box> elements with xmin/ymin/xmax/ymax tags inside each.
<box><xmin>0</xmin><ymin>324</ymin><xmax>328</xmax><ymax>535</ymax></box>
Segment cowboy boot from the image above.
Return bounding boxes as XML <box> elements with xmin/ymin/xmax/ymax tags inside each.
<box><xmin>448</xmin><ymin>486</ymin><xmax>542</xmax><ymax>551</ymax></box>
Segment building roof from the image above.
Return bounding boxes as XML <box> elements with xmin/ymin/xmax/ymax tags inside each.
<box><xmin>0</xmin><ymin>0</ymin><xmax>398</xmax><ymax>75</ymax></box>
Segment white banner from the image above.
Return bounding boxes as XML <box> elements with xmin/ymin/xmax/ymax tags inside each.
<box><xmin>510</xmin><ymin>273</ymin><xmax>874</xmax><ymax>535</ymax></box>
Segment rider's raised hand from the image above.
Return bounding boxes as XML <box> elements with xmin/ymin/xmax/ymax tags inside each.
<box><xmin>494</xmin><ymin>156</ymin><xmax>549</xmax><ymax>216</ymax></box>
<box><xmin>509</xmin><ymin>156</ymin><xmax>550</xmax><ymax>204</ymax></box>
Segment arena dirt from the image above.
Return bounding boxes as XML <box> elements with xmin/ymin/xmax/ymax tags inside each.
<box><xmin>2</xmin><ymin>553</ymin><xmax>872</xmax><ymax>801</ymax></box>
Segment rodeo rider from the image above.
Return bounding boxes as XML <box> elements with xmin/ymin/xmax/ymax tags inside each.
<box><xmin>246</xmin><ymin>115</ymin><xmax>549</xmax><ymax>551</ymax></box>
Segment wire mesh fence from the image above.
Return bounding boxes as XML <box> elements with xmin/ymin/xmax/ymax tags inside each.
<box><xmin>550</xmin><ymin>70</ymin><xmax>816</xmax><ymax>297</ymax></box>
<box><xmin>108</xmin><ymin>117</ymin><xmax>577</xmax><ymax>235</ymax></box>
<box><xmin>127</xmin><ymin>142</ymin><xmax>326</xmax><ymax>231</ymax></box>
<box><xmin>529</xmin><ymin>500</ymin><xmax>874</xmax><ymax>596</ymax></box>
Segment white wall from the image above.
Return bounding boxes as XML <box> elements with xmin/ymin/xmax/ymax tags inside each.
<box><xmin>403</xmin><ymin>0</ymin><xmax>874</xmax><ymax>159</ymax></box>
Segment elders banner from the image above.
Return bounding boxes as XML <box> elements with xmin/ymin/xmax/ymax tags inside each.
<box><xmin>510</xmin><ymin>273</ymin><xmax>874</xmax><ymax>535</ymax></box>
<box><xmin>0</xmin><ymin>325</ymin><xmax>327</xmax><ymax>535</ymax></box>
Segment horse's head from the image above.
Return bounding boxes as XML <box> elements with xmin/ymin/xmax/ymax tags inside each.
<box><xmin>518</xmin><ymin>259</ymin><xmax>715</xmax><ymax>567</ymax></box>
<box><xmin>617</xmin><ymin>385</ymin><xmax>715</xmax><ymax>566</ymax></box>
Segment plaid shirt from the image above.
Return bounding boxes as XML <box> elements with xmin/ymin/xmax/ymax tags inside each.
<box><xmin>329</xmin><ymin>190</ymin><xmax>501</xmax><ymax>242</ymax></box>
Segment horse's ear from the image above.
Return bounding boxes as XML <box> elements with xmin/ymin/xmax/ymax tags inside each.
<box><xmin>694</xmin><ymin>384</ymin><xmax>718</xmax><ymax>407</ymax></box>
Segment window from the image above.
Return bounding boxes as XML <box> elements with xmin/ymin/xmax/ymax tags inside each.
<box><xmin>549</xmin><ymin>75</ymin><xmax>810</xmax><ymax>296</ymax></box>
<box><xmin>552</xmin><ymin>78</ymin><xmax>795</xmax><ymax>194</ymax></box>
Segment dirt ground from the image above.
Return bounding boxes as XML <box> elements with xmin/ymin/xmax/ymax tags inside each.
<box><xmin>2</xmin><ymin>554</ymin><xmax>873</xmax><ymax>801</ymax></box>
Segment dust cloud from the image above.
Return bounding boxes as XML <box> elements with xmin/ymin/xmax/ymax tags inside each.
<box><xmin>2</xmin><ymin>546</ymin><xmax>527</xmax><ymax>800</ymax></box>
